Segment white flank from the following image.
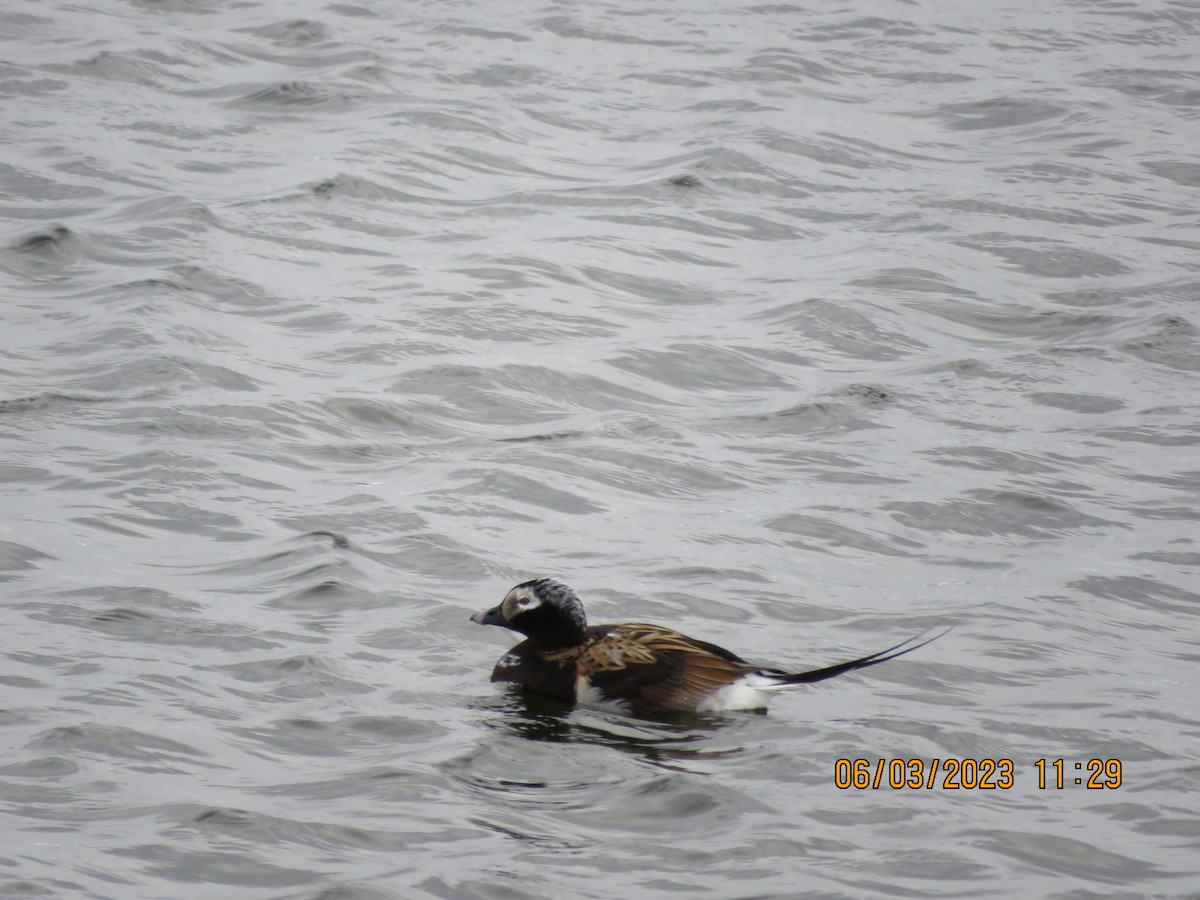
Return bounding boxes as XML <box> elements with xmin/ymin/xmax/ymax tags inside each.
<box><xmin>575</xmin><ymin>674</ymin><xmax>633</xmax><ymax>715</ymax></box>
<box><xmin>695</xmin><ymin>673</ymin><xmax>792</xmax><ymax>712</ymax></box>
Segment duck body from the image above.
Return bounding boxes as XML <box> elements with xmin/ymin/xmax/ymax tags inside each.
<box><xmin>471</xmin><ymin>578</ymin><xmax>943</xmax><ymax>717</ymax></box>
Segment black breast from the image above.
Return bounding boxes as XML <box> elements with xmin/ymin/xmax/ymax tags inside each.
<box><xmin>490</xmin><ymin>638</ymin><xmax>578</xmax><ymax>702</ymax></box>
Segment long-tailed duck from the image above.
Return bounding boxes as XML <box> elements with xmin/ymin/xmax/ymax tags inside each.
<box><xmin>471</xmin><ymin>578</ymin><xmax>945</xmax><ymax>716</ymax></box>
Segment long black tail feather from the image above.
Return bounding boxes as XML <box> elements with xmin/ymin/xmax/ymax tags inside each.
<box><xmin>771</xmin><ymin>628</ymin><xmax>950</xmax><ymax>685</ymax></box>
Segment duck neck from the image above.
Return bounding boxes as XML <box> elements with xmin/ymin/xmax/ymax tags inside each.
<box><xmin>529</xmin><ymin>620</ymin><xmax>587</xmax><ymax>651</ymax></box>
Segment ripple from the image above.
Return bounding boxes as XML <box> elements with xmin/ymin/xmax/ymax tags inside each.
<box><xmin>228</xmin><ymin>81</ymin><xmax>362</xmax><ymax>110</ymax></box>
<box><xmin>0</xmin><ymin>540</ymin><xmax>55</xmax><ymax>580</ymax></box>
<box><xmin>609</xmin><ymin>344</ymin><xmax>792</xmax><ymax>393</ymax></box>
<box><xmin>884</xmin><ymin>489</ymin><xmax>1118</xmax><ymax>540</ymax></box>
<box><xmin>30</xmin><ymin>723</ymin><xmax>208</xmax><ymax>766</ymax></box>
<box><xmin>923</xmin><ymin>96</ymin><xmax>1070</xmax><ymax>131</ymax></box>
<box><xmin>968</xmin><ymin>829</ymin><xmax>1167</xmax><ymax>885</ymax></box>
<box><xmin>4</xmin><ymin>0</ymin><xmax>1200</xmax><ymax>896</ymax></box>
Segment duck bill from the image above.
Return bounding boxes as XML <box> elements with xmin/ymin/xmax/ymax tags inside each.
<box><xmin>471</xmin><ymin>606</ymin><xmax>507</xmax><ymax>627</ymax></box>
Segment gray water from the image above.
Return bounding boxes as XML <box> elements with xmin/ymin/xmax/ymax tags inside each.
<box><xmin>2</xmin><ymin>0</ymin><xmax>1199</xmax><ymax>897</ymax></box>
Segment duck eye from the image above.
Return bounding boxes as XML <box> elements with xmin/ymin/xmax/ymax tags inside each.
<box><xmin>517</xmin><ymin>597</ymin><xmax>531</xmax><ymax>608</ymax></box>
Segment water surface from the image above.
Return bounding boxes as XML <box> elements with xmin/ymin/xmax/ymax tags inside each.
<box><xmin>2</xmin><ymin>0</ymin><xmax>1199</xmax><ymax>897</ymax></box>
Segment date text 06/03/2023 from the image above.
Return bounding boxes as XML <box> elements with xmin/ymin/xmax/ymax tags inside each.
<box><xmin>833</xmin><ymin>758</ymin><xmax>1123</xmax><ymax>790</ymax></box>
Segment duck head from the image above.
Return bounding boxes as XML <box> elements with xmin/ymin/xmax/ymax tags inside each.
<box><xmin>471</xmin><ymin>578</ymin><xmax>588</xmax><ymax>648</ymax></box>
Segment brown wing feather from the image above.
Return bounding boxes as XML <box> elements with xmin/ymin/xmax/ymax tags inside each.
<box><xmin>569</xmin><ymin>624</ymin><xmax>756</xmax><ymax>714</ymax></box>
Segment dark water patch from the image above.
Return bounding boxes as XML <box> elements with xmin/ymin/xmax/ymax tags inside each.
<box><xmin>210</xmin><ymin>652</ymin><xmax>382</xmax><ymax>703</ymax></box>
<box><xmin>0</xmin><ymin>756</ymin><xmax>79</xmax><ymax>778</ymax></box>
<box><xmin>107</xmin><ymin>844</ymin><xmax>318</xmax><ymax>888</ymax></box>
<box><xmin>216</xmin><ymin>653</ymin><xmax>344</xmax><ymax>685</ymax></box>
<box><xmin>0</xmin><ymin>879</ymin><xmax>90</xmax><ymax>898</ymax></box>
<box><xmin>29</xmin><ymin>723</ymin><xmax>208</xmax><ymax>767</ymax></box>
<box><xmin>952</xmin><ymin>234</ymin><xmax>1130</xmax><ymax>279</ymax></box>
<box><xmin>1119</xmin><ymin>503</ymin><xmax>1200</xmax><ymax>521</ymax></box>
<box><xmin>72</xmin><ymin>605</ymin><xmax>277</xmax><ymax>651</ymax></box>
<box><xmin>188</xmin><ymin>805</ymin><xmax>417</xmax><ymax>854</ymax></box>
<box><xmin>386</xmin><ymin>364</ymin><xmax>648</xmax><ymax>428</ymax></box>
<box><xmin>2</xmin><ymin>224</ymin><xmax>81</xmax><ymax>273</ymax></box>
<box><xmin>678</xmin><ymin>147</ymin><xmax>823</xmax><ymax>201</ymax></box>
<box><xmin>323</xmin><ymin>397</ymin><xmax>450</xmax><ymax>439</ymax></box>
<box><xmin>884</xmin><ymin>490</ymin><xmax>1118</xmax><ymax>540</ymax></box>
<box><xmin>416</xmin><ymin>302</ymin><xmax>619</xmax><ymax>342</ymax></box>
<box><xmin>52</xmin><ymin>51</ymin><xmax>184</xmax><ymax>88</ymax></box>
<box><xmin>0</xmin><ymin>674</ymin><xmax>45</xmax><ymax>691</ymax></box>
<box><xmin>1069</xmin><ymin>574</ymin><xmax>1200</xmax><ymax>616</ymax></box>
<box><xmin>1128</xmin><ymin>550</ymin><xmax>1200</xmax><ymax>567</ymax></box>
<box><xmin>0</xmin><ymin>540</ymin><xmax>55</xmax><ymax>581</ymax></box>
<box><xmin>307</xmin><ymin>174</ymin><xmax>409</xmax><ymax>203</ymax></box>
<box><xmin>575</xmin><ymin>265</ymin><xmax>726</xmax><ymax>305</ymax></box>
<box><xmin>388</xmin><ymin>109</ymin><xmax>515</xmax><ymax>142</ymax></box>
<box><xmin>400</xmin><ymin>495</ymin><xmax>543</xmax><ymax>527</ymax></box>
<box><xmin>1027</xmin><ymin>391</ymin><xmax>1125</xmax><ymax>413</ymax></box>
<box><xmin>536</xmin><ymin>13</ymin><xmax>689</xmax><ymax>47</ymax></box>
<box><xmin>766</xmin><ymin>513</ymin><xmax>923</xmax><ymax>558</ymax></box>
<box><xmin>268</xmin><ymin>577</ymin><xmax>387</xmax><ymax>612</ymax></box>
<box><xmin>271</xmin><ymin>532</ymin><xmax>487</xmax><ymax>586</ymax></box>
<box><xmin>852</xmin><ymin>267</ymin><xmax>980</xmax><ymax>299</ymax></box>
<box><xmin>927</xmin><ymin>194</ymin><xmax>1146</xmax><ymax>228</ymax></box>
<box><xmin>79</xmin><ymin>356</ymin><xmax>260</xmax><ymax>396</ymax></box>
<box><xmin>453</xmin><ymin>63</ymin><xmax>549</xmax><ymax>88</ymax></box>
<box><xmin>108</xmin><ymin>196</ymin><xmax>219</xmax><ymax>234</ymax></box>
<box><xmin>732</xmin><ymin>48</ymin><xmax>842</xmax><ymax>85</ymax></box>
<box><xmin>1142</xmin><ymin>160</ymin><xmax>1200</xmax><ymax>187</ymax></box>
<box><xmin>448</xmin><ymin>469</ymin><xmax>605</xmax><ymax>515</ymax></box>
<box><xmin>284</xmin><ymin>885</ymin><xmax>404</xmax><ymax>900</ymax></box>
<box><xmin>921</xmin><ymin>96</ymin><xmax>1069</xmax><ymax>131</ymax></box>
<box><xmin>651</xmin><ymin>565</ymin><xmax>771</xmax><ymax>585</ymax></box>
<box><xmin>968</xmin><ymin>829</ymin><xmax>1166</xmax><ymax>886</ymax></box>
<box><xmin>0</xmin><ymin>392</ymin><xmax>129</xmax><ymax>416</ymax></box>
<box><xmin>922</xmin><ymin>446</ymin><xmax>1067</xmax><ymax>475</ymax></box>
<box><xmin>442</xmin><ymin>740</ymin><xmax>638</xmax><ymax>806</ymax></box>
<box><xmin>229</xmin><ymin>714</ymin><xmax>444</xmax><ymax>759</ymax></box>
<box><xmin>715</xmin><ymin>398</ymin><xmax>886</xmax><ymax>438</ymax></box>
<box><xmin>111</xmin><ymin>402</ymin><xmax>292</xmax><ymax>443</ymax></box>
<box><xmin>445</xmin><ymin>253</ymin><xmax>587</xmax><ymax>293</ymax></box>
<box><xmin>247</xmin><ymin>518</ymin><xmax>422</xmax><ymax>571</ymax></box>
<box><xmin>1085</xmin><ymin>64</ymin><xmax>1200</xmax><ymax>108</ymax></box>
<box><xmin>746</xmin><ymin>447</ymin><xmax>906</xmax><ymax>485</ymax></box>
<box><xmin>509</xmin><ymin>445</ymin><xmax>746</xmax><ymax>500</ymax></box>
<box><xmin>1047</xmin><ymin>282</ymin><xmax>1184</xmax><ymax>309</ymax></box>
<box><xmin>559</xmin><ymin>772</ymin><xmax>764</xmax><ymax>837</ymax></box>
<box><xmin>3</xmin><ymin>222</ymin><xmax>180</xmax><ymax>273</ymax></box>
<box><xmin>0</xmin><ymin>162</ymin><xmax>104</xmax><ymax>214</ymax></box>
<box><xmin>227</xmin><ymin>80</ymin><xmax>362</xmax><ymax>111</ymax></box>
<box><xmin>609</xmin><ymin>344</ymin><xmax>792</xmax><ymax>393</ymax></box>
<box><xmin>85</xmin><ymin>448</ymin><xmax>290</xmax><ymax>495</ymax></box>
<box><xmin>82</xmin><ymin>497</ymin><xmax>254</xmax><ymax>541</ymax></box>
<box><xmin>839</xmin><ymin>382</ymin><xmax>896</xmax><ymax>406</ymax></box>
<box><xmin>755</xmin><ymin>297</ymin><xmax>927</xmax><ymax>361</ymax></box>
<box><xmin>1098</xmin><ymin>424</ymin><xmax>1200</xmax><ymax>447</ymax></box>
<box><xmin>494</xmin><ymin>428</ymin><xmax>585</xmax><ymax>445</ymax></box>
<box><xmin>59</xmin><ymin>585</ymin><xmax>201</xmax><ymax>614</ymax></box>
<box><xmin>195</xmin><ymin>528</ymin><xmax>398</xmax><ymax>592</ymax></box>
<box><xmin>912</xmin><ymin>301</ymin><xmax>1129</xmax><ymax>343</ymax></box>
<box><xmin>1118</xmin><ymin>316</ymin><xmax>1200</xmax><ymax>371</ymax></box>
<box><xmin>241</xmin><ymin>19</ymin><xmax>334</xmax><ymax>46</ymax></box>
<box><xmin>250</xmin><ymin>766</ymin><xmax>436</xmax><ymax>806</ymax></box>
<box><xmin>168</xmin><ymin>265</ymin><xmax>294</xmax><ymax>316</ymax></box>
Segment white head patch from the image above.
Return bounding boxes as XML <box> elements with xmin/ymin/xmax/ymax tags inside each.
<box><xmin>500</xmin><ymin>585</ymin><xmax>542</xmax><ymax>620</ymax></box>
